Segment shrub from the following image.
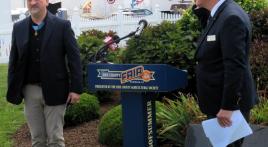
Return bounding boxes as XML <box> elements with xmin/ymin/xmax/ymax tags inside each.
<box><xmin>94</xmin><ymin>91</ymin><xmax>114</xmax><ymax>103</ymax></box>
<box><xmin>98</xmin><ymin>94</ymin><xmax>204</xmax><ymax>147</ymax></box>
<box><xmin>77</xmin><ymin>30</ymin><xmax>122</xmax><ymax>91</ymax></box>
<box><xmin>249</xmin><ymin>8</ymin><xmax>268</xmax><ymax>91</ymax></box>
<box><xmin>64</xmin><ymin>93</ymin><xmax>100</xmax><ymax>126</ymax></box>
<box><xmin>156</xmin><ymin>94</ymin><xmax>204</xmax><ymax>146</ymax></box>
<box><xmin>123</xmin><ymin>9</ymin><xmax>200</xmax><ymax>67</ymax></box>
<box><xmin>250</xmin><ymin>97</ymin><xmax>268</xmax><ymax>125</ymax></box>
<box><xmin>98</xmin><ymin>105</ymin><xmax>123</xmax><ymax>146</ymax></box>
<box><xmin>250</xmin><ymin>8</ymin><xmax>268</xmax><ymax>39</ymax></box>
<box><xmin>250</xmin><ymin>39</ymin><xmax>268</xmax><ymax>91</ymax></box>
<box><xmin>98</xmin><ymin>102</ymin><xmax>164</xmax><ymax>146</ymax></box>
<box><xmin>77</xmin><ymin>29</ymin><xmax>123</xmax><ymax>102</ymax></box>
<box><xmin>235</xmin><ymin>0</ymin><xmax>267</xmax><ymax>13</ymax></box>
<box><xmin>122</xmin><ymin>9</ymin><xmax>201</xmax><ymax>94</ymax></box>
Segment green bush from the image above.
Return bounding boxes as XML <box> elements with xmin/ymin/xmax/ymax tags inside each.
<box><xmin>64</xmin><ymin>93</ymin><xmax>100</xmax><ymax>126</ymax></box>
<box><xmin>98</xmin><ymin>105</ymin><xmax>123</xmax><ymax>146</ymax></box>
<box><xmin>122</xmin><ymin>9</ymin><xmax>201</xmax><ymax>94</ymax></box>
<box><xmin>77</xmin><ymin>29</ymin><xmax>123</xmax><ymax>64</ymax></box>
<box><xmin>156</xmin><ymin>94</ymin><xmax>204</xmax><ymax>146</ymax></box>
<box><xmin>250</xmin><ymin>8</ymin><xmax>268</xmax><ymax>39</ymax></box>
<box><xmin>250</xmin><ymin>97</ymin><xmax>268</xmax><ymax>125</ymax></box>
<box><xmin>94</xmin><ymin>91</ymin><xmax>113</xmax><ymax>103</ymax></box>
<box><xmin>123</xmin><ymin>9</ymin><xmax>200</xmax><ymax>67</ymax></box>
<box><xmin>77</xmin><ymin>30</ymin><xmax>122</xmax><ymax>91</ymax></box>
<box><xmin>249</xmin><ymin>8</ymin><xmax>268</xmax><ymax>90</ymax></box>
<box><xmin>250</xmin><ymin>40</ymin><xmax>268</xmax><ymax>91</ymax></box>
<box><xmin>235</xmin><ymin>0</ymin><xmax>267</xmax><ymax>13</ymax></box>
<box><xmin>77</xmin><ymin>29</ymin><xmax>123</xmax><ymax>102</ymax></box>
<box><xmin>98</xmin><ymin>102</ymin><xmax>164</xmax><ymax>146</ymax></box>
<box><xmin>98</xmin><ymin>94</ymin><xmax>204</xmax><ymax>147</ymax></box>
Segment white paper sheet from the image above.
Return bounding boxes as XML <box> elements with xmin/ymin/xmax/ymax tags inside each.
<box><xmin>201</xmin><ymin>110</ymin><xmax>253</xmax><ymax>147</ymax></box>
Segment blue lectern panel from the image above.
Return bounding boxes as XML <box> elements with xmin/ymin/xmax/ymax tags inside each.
<box><xmin>88</xmin><ymin>64</ymin><xmax>187</xmax><ymax>92</ymax></box>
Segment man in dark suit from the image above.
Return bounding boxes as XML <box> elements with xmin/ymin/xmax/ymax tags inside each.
<box><xmin>6</xmin><ymin>0</ymin><xmax>82</xmax><ymax>146</ymax></box>
<box><xmin>194</xmin><ymin>0</ymin><xmax>258</xmax><ymax>146</ymax></box>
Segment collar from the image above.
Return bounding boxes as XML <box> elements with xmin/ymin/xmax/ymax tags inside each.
<box><xmin>210</xmin><ymin>0</ymin><xmax>226</xmax><ymax>17</ymax></box>
<box><xmin>32</xmin><ymin>21</ymin><xmax>45</xmax><ymax>31</ymax></box>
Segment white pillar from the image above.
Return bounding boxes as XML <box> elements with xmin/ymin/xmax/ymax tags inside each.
<box><xmin>0</xmin><ymin>0</ymin><xmax>12</xmax><ymax>30</ymax></box>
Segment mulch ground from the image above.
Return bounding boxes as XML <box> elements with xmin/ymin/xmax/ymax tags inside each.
<box><xmin>12</xmin><ymin>97</ymin><xmax>172</xmax><ymax>147</ymax></box>
<box><xmin>12</xmin><ymin>101</ymin><xmax>116</xmax><ymax>147</ymax></box>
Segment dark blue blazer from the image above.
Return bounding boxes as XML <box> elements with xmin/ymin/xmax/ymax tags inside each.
<box><xmin>195</xmin><ymin>0</ymin><xmax>258</xmax><ymax>115</ymax></box>
<box><xmin>6</xmin><ymin>12</ymin><xmax>83</xmax><ymax>105</ymax></box>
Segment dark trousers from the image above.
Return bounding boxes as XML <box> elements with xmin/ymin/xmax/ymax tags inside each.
<box><xmin>207</xmin><ymin>110</ymin><xmax>250</xmax><ymax>147</ymax></box>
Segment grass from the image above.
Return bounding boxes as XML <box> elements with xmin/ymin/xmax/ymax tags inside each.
<box><xmin>250</xmin><ymin>97</ymin><xmax>268</xmax><ymax>125</ymax></box>
<box><xmin>0</xmin><ymin>64</ymin><xmax>25</xmax><ymax>147</ymax></box>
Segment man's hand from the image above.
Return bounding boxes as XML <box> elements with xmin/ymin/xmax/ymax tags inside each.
<box><xmin>216</xmin><ymin>109</ymin><xmax>233</xmax><ymax>127</ymax></box>
<box><xmin>67</xmin><ymin>92</ymin><xmax>80</xmax><ymax>104</ymax></box>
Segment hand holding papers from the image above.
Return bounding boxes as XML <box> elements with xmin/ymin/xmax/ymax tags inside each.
<box><xmin>201</xmin><ymin>110</ymin><xmax>252</xmax><ymax>147</ymax></box>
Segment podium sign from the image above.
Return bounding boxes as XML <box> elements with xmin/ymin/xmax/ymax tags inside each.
<box><xmin>88</xmin><ymin>64</ymin><xmax>187</xmax><ymax>92</ymax></box>
<box><xmin>88</xmin><ymin>64</ymin><xmax>187</xmax><ymax>147</ymax></box>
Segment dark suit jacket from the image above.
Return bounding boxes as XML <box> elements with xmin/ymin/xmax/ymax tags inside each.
<box><xmin>6</xmin><ymin>12</ymin><xmax>83</xmax><ymax>105</ymax></box>
<box><xmin>195</xmin><ymin>0</ymin><xmax>258</xmax><ymax>115</ymax></box>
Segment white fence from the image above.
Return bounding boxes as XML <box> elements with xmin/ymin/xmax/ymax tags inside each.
<box><xmin>0</xmin><ymin>7</ymin><xmax>181</xmax><ymax>63</ymax></box>
<box><xmin>0</xmin><ymin>29</ymin><xmax>12</xmax><ymax>64</ymax></box>
<box><xmin>70</xmin><ymin>6</ymin><xmax>181</xmax><ymax>37</ymax></box>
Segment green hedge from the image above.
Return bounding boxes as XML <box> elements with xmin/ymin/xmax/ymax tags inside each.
<box><xmin>77</xmin><ymin>30</ymin><xmax>123</xmax><ymax>103</ymax></box>
<box><xmin>64</xmin><ymin>93</ymin><xmax>100</xmax><ymax>126</ymax></box>
<box><xmin>250</xmin><ymin>8</ymin><xmax>268</xmax><ymax>39</ymax></box>
<box><xmin>98</xmin><ymin>105</ymin><xmax>123</xmax><ymax>146</ymax></box>
<box><xmin>77</xmin><ymin>30</ymin><xmax>122</xmax><ymax>91</ymax></box>
<box><xmin>249</xmin><ymin>8</ymin><xmax>268</xmax><ymax>90</ymax></box>
<box><xmin>235</xmin><ymin>0</ymin><xmax>267</xmax><ymax>13</ymax></box>
<box><xmin>122</xmin><ymin>9</ymin><xmax>201</xmax><ymax>94</ymax></box>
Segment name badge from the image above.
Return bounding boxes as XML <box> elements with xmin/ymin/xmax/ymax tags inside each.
<box><xmin>207</xmin><ymin>35</ymin><xmax>216</xmax><ymax>42</ymax></box>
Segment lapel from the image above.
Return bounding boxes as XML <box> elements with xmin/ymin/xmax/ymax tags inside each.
<box><xmin>19</xmin><ymin>17</ymin><xmax>30</xmax><ymax>59</ymax></box>
<box><xmin>40</xmin><ymin>12</ymin><xmax>55</xmax><ymax>56</ymax></box>
<box><xmin>195</xmin><ymin>0</ymin><xmax>230</xmax><ymax>57</ymax></box>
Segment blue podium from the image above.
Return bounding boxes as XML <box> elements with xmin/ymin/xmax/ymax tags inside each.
<box><xmin>88</xmin><ymin>64</ymin><xmax>187</xmax><ymax>147</ymax></box>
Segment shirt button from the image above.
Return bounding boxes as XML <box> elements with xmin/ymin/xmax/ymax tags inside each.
<box><xmin>36</xmin><ymin>48</ymin><xmax>39</xmax><ymax>52</ymax></box>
